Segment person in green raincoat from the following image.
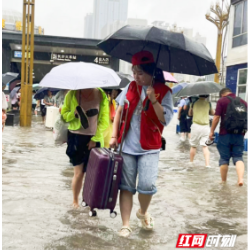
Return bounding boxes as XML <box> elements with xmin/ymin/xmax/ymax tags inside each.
<box><xmin>61</xmin><ymin>88</ymin><xmax>109</xmax><ymax>208</ymax></box>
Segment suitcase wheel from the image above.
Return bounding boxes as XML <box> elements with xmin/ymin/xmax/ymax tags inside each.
<box><xmin>89</xmin><ymin>210</ymin><xmax>97</xmax><ymax>217</ymax></box>
<box><xmin>110</xmin><ymin>211</ymin><xmax>117</xmax><ymax>218</ymax></box>
<box><xmin>81</xmin><ymin>201</ymin><xmax>88</xmax><ymax>207</ymax></box>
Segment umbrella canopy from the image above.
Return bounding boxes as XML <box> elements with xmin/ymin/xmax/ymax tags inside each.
<box><xmin>34</xmin><ymin>87</ymin><xmax>60</xmax><ymax>100</ymax></box>
<box><xmin>98</xmin><ymin>25</ymin><xmax>218</xmax><ymax>76</ymax></box>
<box><xmin>175</xmin><ymin>81</ymin><xmax>223</xmax><ymax>97</ymax></box>
<box><xmin>163</xmin><ymin>72</ymin><xmax>178</xmax><ymax>83</ymax></box>
<box><xmin>32</xmin><ymin>83</ymin><xmax>41</xmax><ymax>91</ymax></box>
<box><xmin>171</xmin><ymin>82</ymin><xmax>188</xmax><ymax>95</ymax></box>
<box><xmin>39</xmin><ymin>62</ymin><xmax>121</xmax><ymax>90</ymax></box>
<box><xmin>2</xmin><ymin>72</ymin><xmax>19</xmax><ymax>87</ymax></box>
<box><xmin>104</xmin><ymin>72</ymin><xmax>134</xmax><ymax>89</ymax></box>
<box><xmin>9</xmin><ymin>80</ymin><xmax>21</xmax><ymax>92</ymax></box>
<box><xmin>171</xmin><ymin>83</ymin><xmax>188</xmax><ymax>107</ymax></box>
<box><xmin>10</xmin><ymin>86</ymin><xmax>21</xmax><ymax>99</ymax></box>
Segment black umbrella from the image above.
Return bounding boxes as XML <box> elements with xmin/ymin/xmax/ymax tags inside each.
<box><xmin>175</xmin><ymin>81</ymin><xmax>223</xmax><ymax>97</ymax></box>
<box><xmin>34</xmin><ymin>87</ymin><xmax>60</xmax><ymax>100</ymax></box>
<box><xmin>104</xmin><ymin>72</ymin><xmax>134</xmax><ymax>89</ymax></box>
<box><xmin>98</xmin><ymin>25</ymin><xmax>218</xmax><ymax>76</ymax></box>
<box><xmin>2</xmin><ymin>72</ymin><xmax>20</xmax><ymax>89</ymax></box>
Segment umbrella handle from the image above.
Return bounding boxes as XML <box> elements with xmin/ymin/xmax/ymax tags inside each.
<box><xmin>143</xmin><ymin>99</ymin><xmax>150</xmax><ymax>111</ymax></box>
<box><xmin>142</xmin><ymin>44</ymin><xmax>161</xmax><ymax>111</ymax></box>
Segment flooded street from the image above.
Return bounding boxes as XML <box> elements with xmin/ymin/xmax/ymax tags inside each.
<box><xmin>2</xmin><ymin>115</ymin><xmax>248</xmax><ymax>250</ymax></box>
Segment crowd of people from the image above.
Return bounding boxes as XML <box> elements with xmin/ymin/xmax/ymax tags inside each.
<box><xmin>59</xmin><ymin>51</ymin><xmax>247</xmax><ymax>238</ymax></box>
<box><xmin>2</xmin><ymin>51</ymin><xmax>247</xmax><ymax>239</ymax></box>
<box><xmin>178</xmin><ymin>95</ymin><xmax>215</xmax><ymax>168</ymax></box>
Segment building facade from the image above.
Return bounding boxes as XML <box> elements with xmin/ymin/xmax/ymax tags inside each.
<box><xmin>2</xmin><ymin>10</ymin><xmax>44</xmax><ymax>35</ymax></box>
<box><xmin>226</xmin><ymin>0</ymin><xmax>248</xmax><ymax>101</ymax></box>
<box><xmin>2</xmin><ymin>31</ymin><xmax>119</xmax><ymax>84</ymax></box>
<box><xmin>84</xmin><ymin>13</ymin><xmax>94</xmax><ymax>39</ymax></box>
<box><xmin>92</xmin><ymin>0</ymin><xmax>128</xmax><ymax>39</ymax></box>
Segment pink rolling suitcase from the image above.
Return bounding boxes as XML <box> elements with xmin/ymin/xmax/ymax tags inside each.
<box><xmin>82</xmin><ymin>99</ymin><xmax>129</xmax><ymax>218</ymax></box>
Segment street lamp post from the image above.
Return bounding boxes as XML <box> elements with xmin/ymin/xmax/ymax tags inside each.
<box><xmin>205</xmin><ymin>0</ymin><xmax>230</xmax><ymax>83</ymax></box>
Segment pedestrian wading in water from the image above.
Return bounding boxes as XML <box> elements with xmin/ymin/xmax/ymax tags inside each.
<box><xmin>188</xmin><ymin>95</ymin><xmax>215</xmax><ymax>168</ymax></box>
<box><xmin>209</xmin><ymin>87</ymin><xmax>247</xmax><ymax>186</ymax></box>
<box><xmin>61</xmin><ymin>88</ymin><xmax>109</xmax><ymax>208</ymax></box>
<box><xmin>110</xmin><ymin>51</ymin><xmax>173</xmax><ymax>237</ymax></box>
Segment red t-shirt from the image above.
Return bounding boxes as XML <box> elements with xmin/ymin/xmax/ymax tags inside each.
<box><xmin>215</xmin><ymin>93</ymin><xmax>248</xmax><ymax>135</ymax></box>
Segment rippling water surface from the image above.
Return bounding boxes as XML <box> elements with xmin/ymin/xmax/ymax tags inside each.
<box><xmin>2</xmin><ymin>115</ymin><xmax>247</xmax><ymax>250</ymax></box>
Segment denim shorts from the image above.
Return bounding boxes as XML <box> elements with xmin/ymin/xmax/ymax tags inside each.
<box><xmin>217</xmin><ymin>134</ymin><xmax>244</xmax><ymax>166</ymax></box>
<box><xmin>120</xmin><ymin>152</ymin><xmax>160</xmax><ymax>195</ymax></box>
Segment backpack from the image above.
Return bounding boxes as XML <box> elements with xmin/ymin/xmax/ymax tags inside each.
<box><xmin>224</xmin><ymin>96</ymin><xmax>247</xmax><ymax>134</ymax></box>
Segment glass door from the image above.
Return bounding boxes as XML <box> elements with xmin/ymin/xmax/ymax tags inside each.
<box><xmin>237</xmin><ymin>69</ymin><xmax>248</xmax><ymax>102</ymax></box>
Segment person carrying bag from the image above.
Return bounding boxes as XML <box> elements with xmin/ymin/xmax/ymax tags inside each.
<box><xmin>109</xmin><ymin>51</ymin><xmax>173</xmax><ymax>237</ymax></box>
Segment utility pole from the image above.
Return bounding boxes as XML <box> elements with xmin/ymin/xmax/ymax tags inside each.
<box><xmin>205</xmin><ymin>0</ymin><xmax>230</xmax><ymax>83</ymax></box>
<box><xmin>20</xmin><ymin>0</ymin><xmax>35</xmax><ymax>127</ymax></box>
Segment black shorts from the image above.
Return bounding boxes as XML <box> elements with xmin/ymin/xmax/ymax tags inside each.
<box><xmin>66</xmin><ymin>131</ymin><xmax>100</xmax><ymax>172</ymax></box>
<box><xmin>41</xmin><ymin>105</ymin><xmax>46</xmax><ymax>117</ymax></box>
<box><xmin>12</xmin><ymin>103</ymin><xmax>19</xmax><ymax>109</ymax></box>
<box><xmin>32</xmin><ymin>104</ymin><xmax>36</xmax><ymax>110</ymax></box>
<box><xmin>180</xmin><ymin>117</ymin><xmax>188</xmax><ymax>133</ymax></box>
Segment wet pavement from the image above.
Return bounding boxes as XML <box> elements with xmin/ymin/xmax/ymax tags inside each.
<box><xmin>2</xmin><ymin>114</ymin><xmax>248</xmax><ymax>250</ymax></box>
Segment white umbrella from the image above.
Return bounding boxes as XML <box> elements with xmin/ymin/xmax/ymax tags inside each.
<box><xmin>39</xmin><ymin>62</ymin><xmax>121</xmax><ymax>90</ymax></box>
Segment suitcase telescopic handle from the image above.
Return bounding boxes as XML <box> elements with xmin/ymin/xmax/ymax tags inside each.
<box><xmin>108</xmin><ymin>174</ymin><xmax>117</xmax><ymax>203</ymax></box>
<box><xmin>119</xmin><ymin>99</ymin><xmax>130</xmax><ymax>155</ymax></box>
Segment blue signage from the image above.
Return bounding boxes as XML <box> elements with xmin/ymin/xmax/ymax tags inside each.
<box><xmin>14</xmin><ymin>51</ymin><xmax>22</xmax><ymax>58</ymax></box>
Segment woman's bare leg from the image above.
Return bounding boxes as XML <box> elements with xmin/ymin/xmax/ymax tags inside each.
<box><xmin>119</xmin><ymin>190</ymin><xmax>133</xmax><ymax>227</ymax></box>
<box><xmin>72</xmin><ymin>164</ymin><xmax>84</xmax><ymax>208</ymax></box>
<box><xmin>138</xmin><ymin>193</ymin><xmax>152</xmax><ymax>225</ymax></box>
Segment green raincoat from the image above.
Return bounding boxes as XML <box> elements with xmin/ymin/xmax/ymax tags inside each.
<box><xmin>61</xmin><ymin>88</ymin><xmax>109</xmax><ymax>147</ymax></box>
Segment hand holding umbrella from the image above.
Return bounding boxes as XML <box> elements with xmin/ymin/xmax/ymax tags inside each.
<box><xmin>146</xmin><ymin>86</ymin><xmax>157</xmax><ymax>103</ymax></box>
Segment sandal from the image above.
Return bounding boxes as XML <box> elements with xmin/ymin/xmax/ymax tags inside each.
<box><xmin>136</xmin><ymin>209</ymin><xmax>154</xmax><ymax>231</ymax></box>
<box><xmin>118</xmin><ymin>226</ymin><xmax>132</xmax><ymax>237</ymax></box>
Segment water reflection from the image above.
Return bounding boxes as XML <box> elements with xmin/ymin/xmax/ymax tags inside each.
<box><xmin>2</xmin><ymin>115</ymin><xmax>247</xmax><ymax>249</ymax></box>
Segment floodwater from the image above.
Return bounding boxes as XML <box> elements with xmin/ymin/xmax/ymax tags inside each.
<box><xmin>2</xmin><ymin>114</ymin><xmax>248</xmax><ymax>250</ymax></box>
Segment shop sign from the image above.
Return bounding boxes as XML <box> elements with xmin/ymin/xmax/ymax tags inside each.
<box><xmin>13</xmin><ymin>51</ymin><xmax>30</xmax><ymax>58</ymax></box>
<box><xmin>14</xmin><ymin>51</ymin><xmax>22</xmax><ymax>58</ymax></box>
<box><xmin>94</xmin><ymin>57</ymin><xmax>110</xmax><ymax>65</ymax></box>
<box><xmin>51</xmin><ymin>53</ymin><xmax>77</xmax><ymax>61</ymax></box>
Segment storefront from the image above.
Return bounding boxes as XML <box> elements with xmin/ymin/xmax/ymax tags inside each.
<box><xmin>226</xmin><ymin>0</ymin><xmax>248</xmax><ymax>101</ymax></box>
<box><xmin>226</xmin><ymin>63</ymin><xmax>247</xmax><ymax>100</ymax></box>
<box><xmin>2</xmin><ymin>31</ymin><xmax>119</xmax><ymax>83</ymax></box>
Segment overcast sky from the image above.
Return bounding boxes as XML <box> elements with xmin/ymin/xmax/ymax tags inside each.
<box><xmin>2</xmin><ymin>0</ymin><xmax>226</xmax><ymax>58</ymax></box>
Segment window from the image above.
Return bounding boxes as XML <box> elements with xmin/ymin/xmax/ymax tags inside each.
<box><xmin>237</xmin><ymin>68</ymin><xmax>247</xmax><ymax>101</ymax></box>
<box><xmin>233</xmin><ymin>0</ymin><xmax>248</xmax><ymax>47</ymax></box>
